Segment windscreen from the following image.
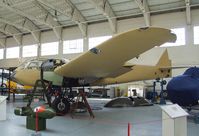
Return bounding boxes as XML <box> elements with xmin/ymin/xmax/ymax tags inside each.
<box><xmin>41</xmin><ymin>59</ymin><xmax>65</xmax><ymax>71</ymax></box>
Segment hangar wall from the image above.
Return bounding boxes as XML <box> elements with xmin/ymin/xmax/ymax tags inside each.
<box><xmin>0</xmin><ymin>9</ymin><xmax>199</xmax><ymax>70</ymax></box>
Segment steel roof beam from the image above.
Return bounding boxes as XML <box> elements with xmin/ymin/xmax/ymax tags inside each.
<box><xmin>63</xmin><ymin>0</ymin><xmax>87</xmax><ymax>37</ymax></box>
<box><xmin>32</xmin><ymin>0</ymin><xmax>62</xmax><ymax>40</ymax></box>
<box><xmin>0</xmin><ymin>30</ymin><xmax>7</xmax><ymax>37</ymax></box>
<box><xmin>36</xmin><ymin>0</ymin><xmax>87</xmax><ymax>37</ymax></box>
<box><xmin>0</xmin><ymin>38</ymin><xmax>6</xmax><ymax>47</ymax></box>
<box><xmin>0</xmin><ymin>0</ymin><xmax>61</xmax><ymax>40</ymax></box>
<box><xmin>135</xmin><ymin>0</ymin><xmax>150</xmax><ymax>26</ymax></box>
<box><xmin>0</xmin><ymin>25</ymin><xmax>22</xmax><ymax>45</ymax></box>
<box><xmin>88</xmin><ymin>0</ymin><xmax>117</xmax><ymax>33</ymax></box>
<box><xmin>0</xmin><ymin>17</ymin><xmax>40</xmax><ymax>43</ymax></box>
<box><xmin>185</xmin><ymin>0</ymin><xmax>191</xmax><ymax>25</ymax></box>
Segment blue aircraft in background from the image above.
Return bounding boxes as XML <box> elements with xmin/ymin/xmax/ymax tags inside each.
<box><xmin>167</xmin><ymin>67</ymin><xmax>199</xmax><ymax>108</ymax></box>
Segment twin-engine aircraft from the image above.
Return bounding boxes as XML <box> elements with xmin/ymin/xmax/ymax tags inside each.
<box><xmin>11</xmin><ymin>27</ymin><xmax>176</xmax><ymax>114</ymax></box>
<box><xmin>12</xmin><ymin>27</ymin><xmax>176</xmax><ymax>87</ymax></box>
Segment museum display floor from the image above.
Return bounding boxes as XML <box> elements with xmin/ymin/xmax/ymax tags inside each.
<box><xmin>0</xmin><ymin>99</ymin><xmax>198</xmax><ymax>136</ymax></box>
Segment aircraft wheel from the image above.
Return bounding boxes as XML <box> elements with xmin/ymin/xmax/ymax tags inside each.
<box><xmin>52</xmin><ymin>98</ymin><xmax>70</xmax><ymax>115</ymax></box>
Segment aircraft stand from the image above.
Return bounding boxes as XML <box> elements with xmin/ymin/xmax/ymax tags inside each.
<box><xmin>152</xmin><ymin>82</ymin><xmax>157</xmax><ymax>103</ymax></box>
<box><xmin>0</xmin><ymin>68</ymin><xmax>6</xmax><ymax>95</ymax></box>
<box><xmin>159</xmin><ymin>79</ymin><xmax>167</xmax><ymax>105</ymax></box>
<box><xmin>70</xmin><ymin>89</ymin><xmax>94</xmax><ymax>118</ymax></box>
<box><xmin>152</xmin><ymin>79</ymin><xmax>167</xmax><ymax>104</ymax></box>
<box><xmin>0</xmin><ymin>68</ymin><xmax>14</xmax><ymax>101</ymax></box>
<box><xmin>26</xmin><ymin>80</ymin><xmax>48</xmax><ymax>107</ymax></box>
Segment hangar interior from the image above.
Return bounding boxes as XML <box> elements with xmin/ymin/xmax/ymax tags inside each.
<box><xmin>0</xmin><ymin>0</ymin><xmax>199</xmax><ymax>136</ymax></box>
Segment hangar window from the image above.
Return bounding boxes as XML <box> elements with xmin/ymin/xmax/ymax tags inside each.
<box><xmin>63</xmin><ymin>39</ymin><xmax>83</xmax><ymax>54</ymax></box>
<box><xmin>41</xmin><ymin>42</ymin><xmax>58</xmax><ymax>56</ymax></box>
<box><xmin>161</xmin><ymin>28</ymin><xmax>185</xmax><ymax>47</ymax></box>
<box><xmin>194</xmin><ymin>26</ymin><xmax>199</xmax><ymax>44</ymax></box>
<box><xmin>89</xmin><ymin>36</ymin><xmax>112</xmax><ymax>49</ymax></box>
<box><xmin>22</xmin><ymin>44</ymin><xmax>38</xmax><ymax>57</ymax></box>
<box><xmin>0</xmin><ymin>49</ymin><xmax>3</xmax><ymax>59</ymax></box>
<box><xmin>6</xmin><ymin>47</ymin><xmax>19</xmax><ymax>59</ymax></box>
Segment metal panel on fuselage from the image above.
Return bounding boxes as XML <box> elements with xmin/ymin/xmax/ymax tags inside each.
<box><xmin>43</xmin><ymin>71</ymin><xmax>63</xmax><ymax>86</ymax></box>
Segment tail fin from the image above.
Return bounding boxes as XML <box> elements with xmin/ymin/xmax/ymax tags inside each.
<box><xmin>158</xmin><ymin>50</ymin><xmax>192</xmax><ymax>70</ymax></box>
<box><xmin>156</xmin><ymin>49</ymin><xmax>171</xmax><ymax>68</ymax></box>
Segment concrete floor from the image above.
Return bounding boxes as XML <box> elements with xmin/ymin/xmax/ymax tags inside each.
<box><xmin>0</xmin><ymin>98</ymin><xmax>199</xmax><ymax>136</ymax></box>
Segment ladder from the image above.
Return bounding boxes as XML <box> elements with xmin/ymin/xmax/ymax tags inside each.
<box><xmin>70</xmin><ymin>89</ymin><xmax>94</xmax><ymax>118</ymax></box>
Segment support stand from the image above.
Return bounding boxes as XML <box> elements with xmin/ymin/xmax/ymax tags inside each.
<box><xmin>7</xmin><ymin>70</ymin><xmax>11</xmax><ymax>101</ymax></box>
<box><xmin>70</xmin><ymin>89</ymin><xmax>94</xmax><ymax>118</ymax></box>
<box><xmin>152</xmin><ymin>82</ymin><xmax>157</xmax><ymax>103</ymax></box>
<box><xmin>152</xmin><ymin>79</ymin><xmax>167</xmax><ymax>104</ymax></box>
<box><xmin>27</xmin><ymin>80</ymin><xmax>47</xmax><ymax>107</ymax></box>
<box><xmin>159</xmin><ymin>80</ymin><xmax>167</xmax><ymax>105</ymax></box>
<box><xmin>0</xmin><ymin>69</ymin><xmax>4</xmax><ymax>95</ymax></box>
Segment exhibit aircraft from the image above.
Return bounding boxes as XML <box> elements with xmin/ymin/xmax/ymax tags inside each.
<box><xmin>11</xmin><ymin>27</ymin><xmax>176</xmax><ymax>114</ymax></box>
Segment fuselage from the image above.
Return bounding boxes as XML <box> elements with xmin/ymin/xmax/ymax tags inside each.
<box><xmin>11</xmin><ymin>58</ymin><xmax>67</xmax><ymax>86</ymax></box>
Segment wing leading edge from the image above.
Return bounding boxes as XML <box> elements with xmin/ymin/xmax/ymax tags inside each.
<box><xmin>55</xmin><ymin>27</ymin><xmax>176</xmax><ymax>78</ymax></box>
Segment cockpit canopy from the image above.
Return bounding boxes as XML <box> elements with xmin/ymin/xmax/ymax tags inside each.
<box><xmin>16</xmin><ymin>58</ymin><xmax>68</xmax><ymax>71</ymax></box>
<box><xmin>41</xmin><ymin>59</ymin><xmax>65</xmax><ymax>71</ymax></box>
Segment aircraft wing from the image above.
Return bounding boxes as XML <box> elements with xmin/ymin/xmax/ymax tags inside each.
<box><xmin>92</xmin><ymin>49</ymin><xmax>172</xmax><ymax>85</ymax></box>
<box><xmin>55</xmin><ymin>27</ymin><xmax>176</xmax><ymax>78</ymax></box>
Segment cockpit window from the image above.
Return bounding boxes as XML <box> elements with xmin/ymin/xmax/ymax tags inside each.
<box><xmin>16</xmin><ymin>64</ymin><xmax>25</xmax><ymax>70</ymax></box>
<box><xmin>41</xmin><ymin>59</ymin><xmax>65</xmax><ymax>71</ymax></box>
<box><xmin>41</xmin><ymin>60</ymin><xmax>54</xmax><ymax>71</ymax></box>
<box><xmin>27</xmin><ymin>62</ymin><xmax>39</xmax><ymax>69</ymax></box>
<box><xmin>16</xmin><ymin>59</ymin><xmax>44</xmax><ymax>71</ymax></box>
<box><xmin>15</xmin><ymin>58</ymin><xmax>65</xmax><ymax>71</ymax></box>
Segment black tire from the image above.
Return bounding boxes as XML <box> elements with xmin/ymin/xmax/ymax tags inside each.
<box><xmin>52</xmin><ymin>97</ymin><xmax>70</xmax><ymax>115</ymax></box>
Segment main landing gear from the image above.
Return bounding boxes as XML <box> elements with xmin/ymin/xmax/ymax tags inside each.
<box><xmin>44</xmin><ymin>84</ymin><xmax>75</xmax><ymax>115</ymax></box>
<box><xmin>33</xmin><ymin>81</ymin><xmax>93</xmax><ymax>116</ymax></box>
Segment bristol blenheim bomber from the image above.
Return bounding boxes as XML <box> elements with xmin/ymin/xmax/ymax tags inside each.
<box><xmin>11</xmin><ymin>27</ymin><xmax>176</xmax><ymax>115</ymax></box>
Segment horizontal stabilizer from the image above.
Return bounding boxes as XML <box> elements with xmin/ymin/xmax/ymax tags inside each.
<box><xmin>92</xmin><ymin>49</ymin><xmax>172</xmax><ymax>85</ymax></box>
